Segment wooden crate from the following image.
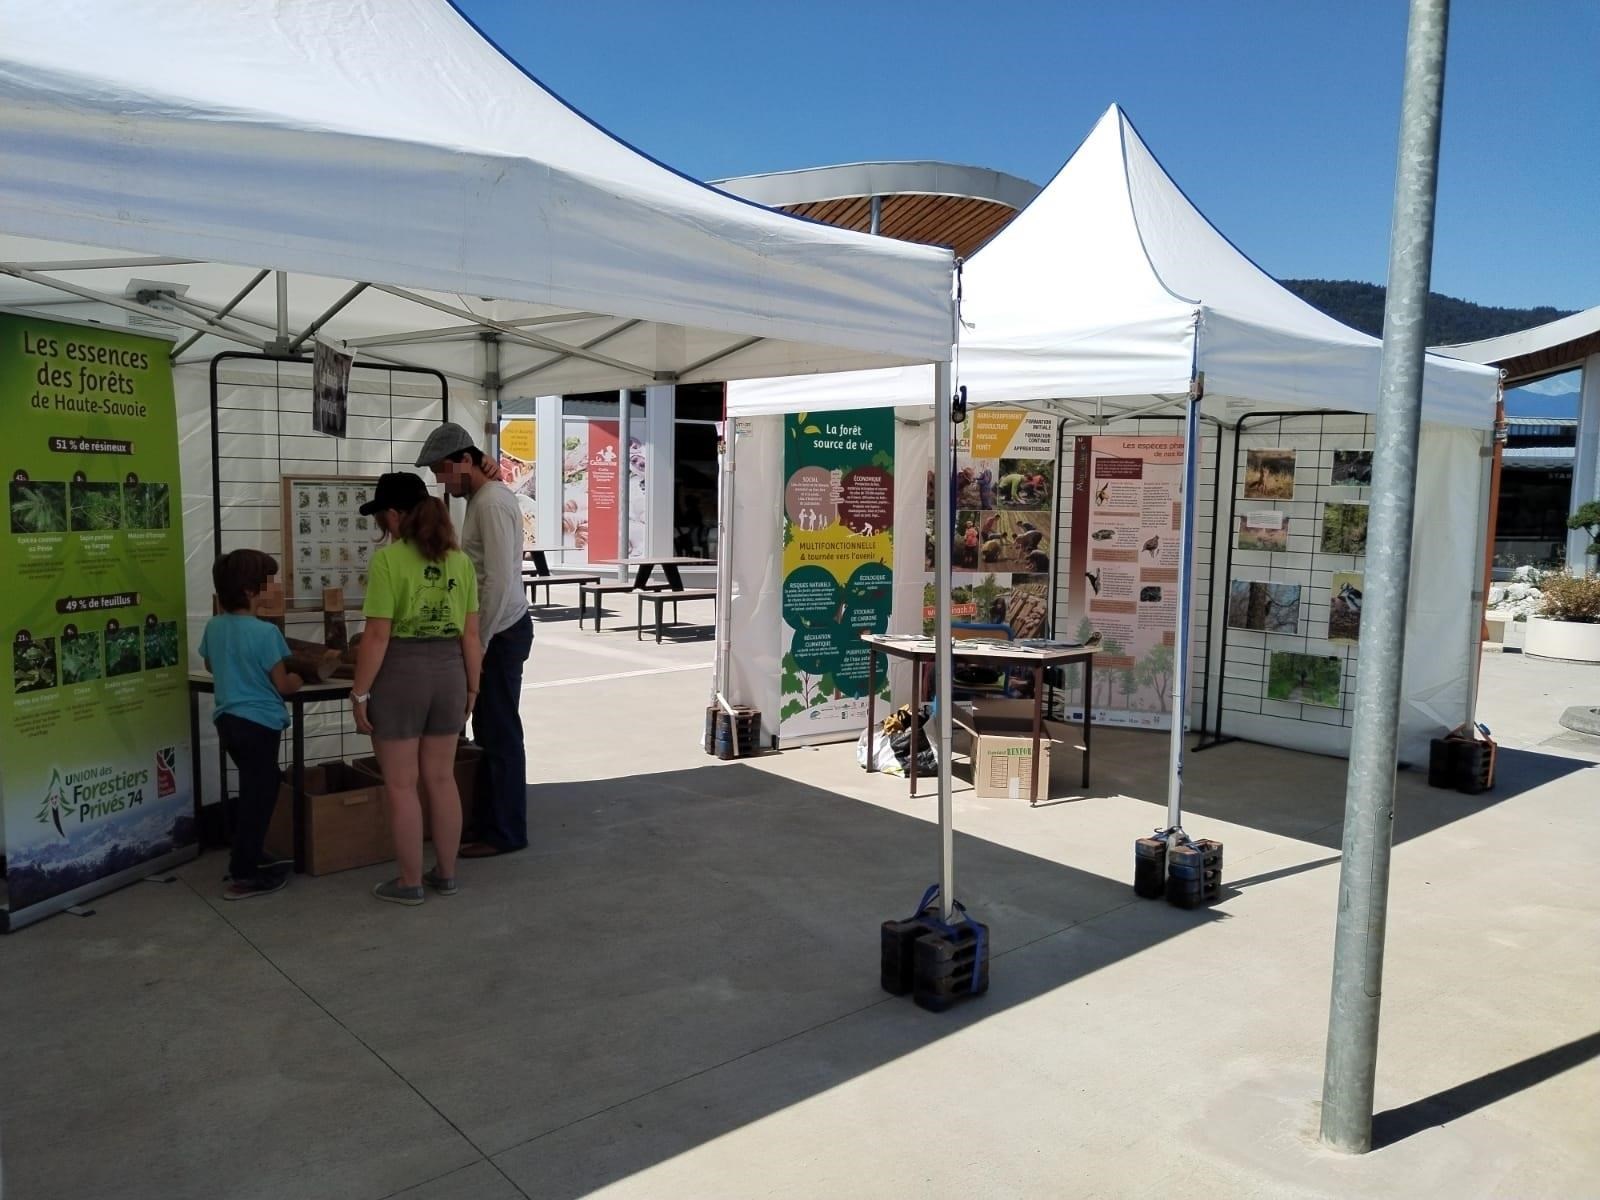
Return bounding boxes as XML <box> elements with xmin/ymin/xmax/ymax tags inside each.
<box><xmin>265</xmin><ymin>761</ymin><xmax>390</xmax><ymax>876</ymax></box>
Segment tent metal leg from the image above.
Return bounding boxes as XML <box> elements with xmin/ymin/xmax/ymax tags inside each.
<box><xmin>933</xmin><ymin>360</ymin><xmax>955</xmax><ymax>922</ymax></box>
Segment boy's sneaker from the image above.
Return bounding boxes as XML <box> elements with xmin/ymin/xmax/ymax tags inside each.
<box><xmin>223</xmin><ymin>874</ymin><xmax>288</xmax><ymax>902</ymax></box>
<box><xmin>422</xmin><ymin>868</ymin><xmax>458</xmax><ymax>897</ymax></box>
<box><xmin>372</xmin><ymin>879</ymin><xmax>425</xmax><ymax>906</ymax></box>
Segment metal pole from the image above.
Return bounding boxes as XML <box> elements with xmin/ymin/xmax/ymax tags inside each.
<box><xmin>1164</xmin><ymin>373</ymin><xmax>1203</xmax><ymax>836</ymax></box>
<box><xmin>1321</xmin><ymin>0</ymin><xmax>1451</xmax><ymax>1154</ymax></box>
<box><xmin>714</xmin><ymin>402</ymin><xmax>737</xmax><ymax>703</ymax></box>
<box><xmin>1464</xmin><ymin>395</ymin><xmax>1501</xmax><ymax>726</ymax></box>
<box><xmin>482</xmin><ymin>333</ymin><xmax>501</xmax><ymax>463</ymax></box>
<box><xmin>618</xmin><ymin>390</ymin><xmax>632</xmax><ymax>578</ymax></box>
<box><xmin>869</xmin><ymin>195</ymin><xmax>882</xmax><ymax>236</ymax></box>
<box><xmin>274</xmin><ymin>270</ymin><xmax>289</xmax><ymax>352</ymax></box>
<box><xmin>933</xmin><ymin>360</ymin><xmax>955</xmax><ymax>920</ymax></box>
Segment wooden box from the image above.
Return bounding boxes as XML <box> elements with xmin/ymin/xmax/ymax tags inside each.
<box><xmin>265</xmin><ymin>761</ymin><xmax>391</xmax><ymax>876</ymax></box>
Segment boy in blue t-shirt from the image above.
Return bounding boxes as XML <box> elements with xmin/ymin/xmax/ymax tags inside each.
<box><xmin>199</xmin><ymin>549</ymin><xmax>303</xmax><ymax>900</ymax></box>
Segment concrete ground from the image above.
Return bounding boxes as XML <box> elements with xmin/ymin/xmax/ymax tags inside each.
<box><xmin>2</xmin><ymin>599</ymin><xmax>1597</xmax><ymax>1199</ymax></box>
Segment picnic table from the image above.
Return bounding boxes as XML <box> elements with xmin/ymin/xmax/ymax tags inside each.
<box><xmin>859</xmin><ymin>633</ymin><xmax>1100</xmax><ymax>804</ymax></box>
<box><xmin>520</xmin><ymin>549</ymin><xmax>601</xmax><ymax>608</ymax></box>
<box><xmin>582</xmin><ymin>556</ymin><xmax>717</xmax><ymax>634</ymax></box>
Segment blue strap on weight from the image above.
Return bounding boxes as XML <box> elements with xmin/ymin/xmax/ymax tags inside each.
<box><xmin>910</xmin><ymin>883</ymin><xmax>987</xmax><ymax>994</ymax></box>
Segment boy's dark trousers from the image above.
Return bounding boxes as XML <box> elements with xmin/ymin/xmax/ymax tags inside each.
<box><xmin>471</xmin><ymin>611</ymin><xmax>533</xmax><ymax>851</ymax></box>
<box><xmin>216</xmin><ymin>714</ymin><xmax>283</xmax><ymax>880</ymax></box>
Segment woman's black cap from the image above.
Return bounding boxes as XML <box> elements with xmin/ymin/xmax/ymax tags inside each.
<box><xmin>359</xmin><ymin>472</ymin><xmax>430</xmax><ymax>516</ymax></box>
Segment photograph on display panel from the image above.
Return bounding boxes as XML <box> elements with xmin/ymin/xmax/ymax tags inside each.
<box><xmin>1321</xmin><ymin>501</ymin><xmax>1369</xmax><ymax>555</ymax></box>
<box><xmin>1267</xmin><ymin>651</ymin><xmax>1343</xmax><ymax>708</ymax></box>
<box><xmin>1330</xmin><ymin>449</ymin><xmax>1373</xmax><ymax>488</ymax></box>
<box><xmin>1236</xmin><ymin>510</ymin><xmax>1288</xmax><ymax>552</ymax></box>
<box><xmin>1226</xmin><ymin>579</ymin><xmax>1302</xmax><ymax>634</ymax></box>
<box><xmin>1244</xmin><ymin>448</ymin><xmax>1296</xmax><ymax>500</ymax></box>
<box><xmin>1328</xmin><ymin>571</ymin><xmax>1363</xmax><ymax>643</ymax></box>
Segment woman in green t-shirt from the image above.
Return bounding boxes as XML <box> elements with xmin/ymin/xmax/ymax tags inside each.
<box><xmin>351</xmin><ymin>473</ymin><xmax>483</xmax><ymax>906</ymax></box>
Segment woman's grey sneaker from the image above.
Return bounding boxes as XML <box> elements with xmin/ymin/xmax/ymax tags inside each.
<box><xmin>422</xmin><ymin>868</ymin><xmax>458</xmax><ymax>897</ymax></box>
<box><xmin>372</xmin><ymin>879</ymin><xmax>425</xmax><ymax>906</ymax></box>
<box><xmin>223</xmin><ymin>874</ymin><xmax>288</xmax><ymax>901</ymax></box>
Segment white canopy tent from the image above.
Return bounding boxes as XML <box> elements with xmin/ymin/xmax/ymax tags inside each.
<box><xmin>725</xmin><ymin>105</ymin><xmax>1501</xmax><ymax>770</ymax></box>
<box><xmin>0</xmin><ymin>0</ymin><xmax>961</xmax><ymax>917</ymax></box>
<box><xmin>0</xmin><ymin>0</ymin><xmax>956</xmax><ymax>638</ymax></box>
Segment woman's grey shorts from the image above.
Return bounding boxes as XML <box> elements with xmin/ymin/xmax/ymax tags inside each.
<box><xmin>369</xmin><ymin>638</ymin><xmax>467</xmax><ymax>740</ymax></box>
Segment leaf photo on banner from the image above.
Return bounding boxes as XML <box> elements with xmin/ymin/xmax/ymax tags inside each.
<box><xmin>1244</xmin><ymin>449</ymin><xmax>1296</xmax><ymax>499</ymax></box>
<box><xmin>1328</xmin><ymin>572</ymin><xmax>1363</xmax><ymax>643</ymax></box>
<box><xmin>1227</xmin><ymin>579</ymin><xmax>1302</xmax><ymax>634</ymax></box>
<box><xmin>1321</xmin><ymin>501</ymin><xmax>1369</xmax><ymax>555</ymax></box>
<box><xmin>1268</xmin><ymin>651</ymin><xmax>1343</xmax><ymax>707</ymax></box>
<box><xmin>10</xmin><ymin>479</ymin><xmax>67</xmax><ymax>534</ymax></box>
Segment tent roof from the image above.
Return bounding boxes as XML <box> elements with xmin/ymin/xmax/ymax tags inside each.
<box><xmin>0</xmin><ymin>0</ymin><xmax>953</xmax><ymax>391</ymax></box>
<box><xmin>1435</xmin><ymin>304</ymin><xmax>1600</xmax><ymax>386</ymax></box>
<box><xmin>730</xmin><ymin>105</ymin><xmax>1498</xmax><ymax>428</ymax></box>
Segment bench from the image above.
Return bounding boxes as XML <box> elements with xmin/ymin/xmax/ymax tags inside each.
<box><xmin>636</xmin><ymin>588</ymin><xmax>717</xmax><ymax>642</ymax></box>
<box><xmin>524</xmin><ymin>571</ymin><xmax>602</xmax><ymax>608</ymax></box>
<box><xmin>579</xmin><ymin>580</ymin><xmax>670</xmax><ymax>631</ymax></box>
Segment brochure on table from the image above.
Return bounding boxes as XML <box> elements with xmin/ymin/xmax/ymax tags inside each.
<box><xmin>1</xmin><ymin>311</ymin><xmax>194</xmax><ymax>930</ymax></box>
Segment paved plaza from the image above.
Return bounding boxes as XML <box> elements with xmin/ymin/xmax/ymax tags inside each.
<box><xmin>1</xmin><ymin>608</ymin><xmax>1596</xmax><ymax>1199</ymax></box>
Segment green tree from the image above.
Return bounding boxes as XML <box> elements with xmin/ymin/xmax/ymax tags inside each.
<box><xmin>1137</xmin><ymin>643</ymin><xmax>1174</xmax><ymax>711</ymax></box>
<box><xmin>1098</xmin><ymin>635</ymin><xmax>1125</xmax><ymax>706</ymax></box>
<box><xmin>1568</xmin><ymin>500</ymin><xmax>1600</xmax><ymax>561</ymax></box>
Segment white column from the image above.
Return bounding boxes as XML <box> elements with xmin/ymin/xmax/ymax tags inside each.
<box><xmin>617</xmin><ymin>391</ymin><xmax>632</xmax><ymax>578</ymax></box>
<box><xmin>1568</xmin><ymin>354</ymin><xmax>1600</xmax><ymax>573</ymax></box>
<box><xmin>536</xmin><ymin>395</ymin><xmax>563</xmax><ymax>557</ymax></box>
<box><xmin>645</xmin><ymin>384</ymin><xmax>677</xmax><ymax>558</ymax></box>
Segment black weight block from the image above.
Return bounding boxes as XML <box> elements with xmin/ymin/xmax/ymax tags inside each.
<box><xmin>1134</xmin><ymin>834</ymin><xmax>1171</xmax><ymax>900</ymax></box>
<box><xmin>912</xmin><ymin>921</ymin><xmax>990</xmax><ymax>1012</ymax></box>
<box><xmin>880</xmin><ymin>915</ymin><xmax>939</xmax><ymax>995</ymax></box>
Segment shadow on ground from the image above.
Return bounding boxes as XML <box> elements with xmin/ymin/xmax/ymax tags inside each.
<box><xmin>1373</xmin><ymin>1030</ymin><xmax>1600</xmax><ymax>1148</ymax></box>
<box><xmin>0</xmin><ymin>762</ymin><xmax>1217</xmax><ymax>1200</ymax></box>
<box><xmin>1068</xmin><ymin>731</ymin><xmax>1600</xmax><ymax>851</ymax></box>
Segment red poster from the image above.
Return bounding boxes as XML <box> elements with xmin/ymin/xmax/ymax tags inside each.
<box><xmin>587</xmin><ymin>420</ymin><xmax>619</xmax><ymax>562</ymax></box>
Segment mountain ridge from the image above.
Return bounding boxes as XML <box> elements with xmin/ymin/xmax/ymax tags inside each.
<box><xmin>1277</xmin><ymin>279</ymin><xmax>1575</xmax><ymax>347</ymax></box>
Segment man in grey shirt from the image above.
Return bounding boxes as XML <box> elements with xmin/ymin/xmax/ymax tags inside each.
<box><xmin>417</xmin><ymin>422</ymin><xmax>533</xmax><ymax>856</ymax></box>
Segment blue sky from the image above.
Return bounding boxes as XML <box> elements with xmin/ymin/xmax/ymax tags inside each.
<box><xmin>459</xmin><ymin>1</ymin><xmax>1595</xmax><ymax>316</ymax></box>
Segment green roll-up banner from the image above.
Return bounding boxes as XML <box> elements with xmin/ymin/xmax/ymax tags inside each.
<box><xmin>778</xmin><ymin>409</ymin><xmax>894</xmax><ymax>740</ymax></box>
<box><xmin>1</xmin><ymin>311</ymin><xmax>195</xmax><ymax>931</ymax></box>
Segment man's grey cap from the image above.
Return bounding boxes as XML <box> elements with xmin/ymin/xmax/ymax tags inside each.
<box><xmin>414</xmin><ymin>421</ymin><xmax>478</xmax><ymax>467</ymax></box>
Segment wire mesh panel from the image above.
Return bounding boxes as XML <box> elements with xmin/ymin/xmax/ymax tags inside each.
<box><xmin>1212</xmin><ymin>412</ymin><xmax>1373</xmax><ymax>744</ymax></box>
<box><xmin>205</xmin><ymin>353</ymin><xmax>448</xmax><ymax>797</ymax></box>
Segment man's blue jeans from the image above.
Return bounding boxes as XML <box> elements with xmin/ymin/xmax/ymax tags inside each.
<box><xmin>471</xmin><ymin>611</ymin><xmax>533</xmax><ymax>850</ymax></box>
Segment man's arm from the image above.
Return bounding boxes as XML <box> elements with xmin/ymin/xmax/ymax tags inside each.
<box><xmin>475</xmin><ymin>491</ymin><xmax>522</xmax><ymax>647</ymax></box>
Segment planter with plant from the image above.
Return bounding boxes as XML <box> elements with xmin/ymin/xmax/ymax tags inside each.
<box><xmin>1525</xmin><ymin>570</ymin><xmax>1600</xmax><ymax>664</ymax></box>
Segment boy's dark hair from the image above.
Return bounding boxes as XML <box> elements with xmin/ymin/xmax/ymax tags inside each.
<box><xmin>446</xmin><ymin>447</ymin><xmax>489</xmax><ymax>470</ymax></box>
<box><xmin>213</xmin><ymin>549</ymin><xmax>279</xmax><ymax>611</ymax></box>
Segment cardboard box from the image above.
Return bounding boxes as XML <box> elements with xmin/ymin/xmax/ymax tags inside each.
<box><xmin>265</xmin><ymin>761</ymin><xmax>391</xmax><ymax>875</ymax></box>
<box><xmin>957</xmin><ymin>699</ymin><xmax>1078</xmax><ymax>801</ymax></box>
<box><xmin>349</xmin><ymin>740</ymin><xmax>481</xmax><ymax>838</ymax></box>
